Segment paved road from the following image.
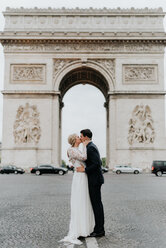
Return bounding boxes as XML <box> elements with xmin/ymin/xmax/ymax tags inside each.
<box><xmin>0</xmin><ymin>172</ymin><xmax>166</xmax><ymax>248</ymax></box>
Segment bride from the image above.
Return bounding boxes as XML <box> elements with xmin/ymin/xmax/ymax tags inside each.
<box><xmin>60</xmin><ymin>133</ymin><xmax>95</xmax><ymax>245</ymax></box>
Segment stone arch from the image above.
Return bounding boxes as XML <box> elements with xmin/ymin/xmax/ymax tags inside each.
<box><xmin>57</xmin><ymin>63</ymin><xmax>111</xmax><ymax>167</ymax></box>
<box><xmin>53</xmin><ymin>60</ymin><xmax>114</xmax><ymax>96</ymax></box>
<box><xmin>59</xmin><ymin>67</ymin><xmax>109</xmax><ymax>100</ymax></box>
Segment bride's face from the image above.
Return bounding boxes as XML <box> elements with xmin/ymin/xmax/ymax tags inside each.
<box><xmin>75</xmin><ymin>136</ymin><xmax>81</xmax><ymax>145</ymax></box>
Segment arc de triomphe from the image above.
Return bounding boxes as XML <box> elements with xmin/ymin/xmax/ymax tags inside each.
<box><xmin>0</xmin><ymin>7</ymin><xmax>166</xmax><ymax>169</ymax></box>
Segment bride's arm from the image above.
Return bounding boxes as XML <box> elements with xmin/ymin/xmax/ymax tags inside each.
<box><xmin>67</xmin><ymin>146</ymin><xmax>87</xmax><ymax>161</ymax></box>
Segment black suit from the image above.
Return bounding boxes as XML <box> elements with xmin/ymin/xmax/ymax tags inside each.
<box><xmin>85</xmin><ymin>141</ymin><xmax>105</xmax><ymax>233</ymax></box>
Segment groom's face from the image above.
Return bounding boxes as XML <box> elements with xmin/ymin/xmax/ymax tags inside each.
<box><xmin>80</xmin><ymin>133</ymin><xmax>86</xmax><ymax>142</ymax></box>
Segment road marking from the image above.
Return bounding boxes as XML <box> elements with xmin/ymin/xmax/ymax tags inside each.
<box><xmin>85</xmin><ymin>237</ymin><xmax>99</xmax><ymax>248</ymax></box>
<box><xmin>66</xmin><ymin>244</ymin><xmax>74</xmax><ymax>248</ymax></box>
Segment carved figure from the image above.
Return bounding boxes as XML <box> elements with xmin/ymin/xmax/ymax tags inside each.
<box><xmin>13</xmin><ymin>103</ymin><xmax>41</xmax><ymax>144</ymax></box>
<box><xmin>128</xmin><ymin>104</ymin><xmax>155</xmax><ymax>145</ymax></box>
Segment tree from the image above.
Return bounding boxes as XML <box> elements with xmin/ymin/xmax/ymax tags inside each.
<box><xmin>61</xmin><ymin>159</ymin><xmax>66</xmax><ymax>167</ymax></box>
<box><xmin>101</xmin><ymin>157</ymin><xmax>106</xmax><ymax>167</ymax></box>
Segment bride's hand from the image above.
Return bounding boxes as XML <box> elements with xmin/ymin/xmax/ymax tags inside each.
<box><xmin>76</xmin><ymin>165</ymin><xmax>85</xmax><ymax>172</ymax></box>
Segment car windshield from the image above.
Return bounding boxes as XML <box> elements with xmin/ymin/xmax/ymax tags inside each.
<box><xmin>39</xmin><ymin>165</ymin><xmax>52</xmax><ymax>168</ymax></box>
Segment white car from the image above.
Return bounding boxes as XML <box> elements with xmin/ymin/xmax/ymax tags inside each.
<box><xmin>113</xmin><ymin>165</ymin><xmax>142</xmax><ymax>174</ymax></box>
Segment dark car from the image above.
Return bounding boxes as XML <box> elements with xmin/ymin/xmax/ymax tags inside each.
<box><xmin>151</xmin><ymin>160</ymin><xmax>166</xmax><ymax>176</ymax></box>
<box><xmin>101</xmin><ymin>166</ymin><xmax>108</xmax><ymax>173</ymax></box>
<box><xmin>30</xmin><ymin>165</ymin><xmax>68</xmax><ymax>176</ymax></box>
<box><xmin>66</xmin><ymin>165</ymin><xmax>74</xmax><ymax>172</ymax></box>
<box><xmin>0</xmin><ymin>165</ymin><xmax>25</xmax><ymax>174</ymax></box>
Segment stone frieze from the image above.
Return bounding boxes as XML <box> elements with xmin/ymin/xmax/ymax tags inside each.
<box><xmin>3</xmin><ymin>43</ymin><xmax>165</xmax><ymax>54</ymax></box>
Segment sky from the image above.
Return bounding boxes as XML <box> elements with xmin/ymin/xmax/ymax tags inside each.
<box><xmin>0</xmin><ymin>0</ymin><xmax>166</xmax><ymax>163</ymax></box>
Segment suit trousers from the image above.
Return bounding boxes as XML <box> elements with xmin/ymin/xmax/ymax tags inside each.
<box><xmin>88</xmin><ymin>184</ymin><xmax>105</xmax><ymax>233</ymax></box>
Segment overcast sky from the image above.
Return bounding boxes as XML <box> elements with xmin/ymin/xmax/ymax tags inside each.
<box><xmin>0</xmin><ymin>0</ymin><xmax>166</xmax><ymax>163</ymax></box>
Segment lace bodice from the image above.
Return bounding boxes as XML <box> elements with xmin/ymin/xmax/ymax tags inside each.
<box><xmin>67</xmin><ymin>146</ymin><xmax>87</xmax><ymax>168</ymax></box>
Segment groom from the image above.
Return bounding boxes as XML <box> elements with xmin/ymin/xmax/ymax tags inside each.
<box><xmin>76</xmin><ymin>129</ymin><xmax>105</xmax><ymax>237</ymax></box>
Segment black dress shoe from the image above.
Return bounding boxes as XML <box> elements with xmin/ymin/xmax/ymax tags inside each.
<box><xmin>78</xmin><ymin>236</ymin><xmax>85</xmax><ymax>240</ymax></box>
<box><xmin>89</xmin><ymin>231</ymin><xmax>105</xmax><ymax>237</ymax></box>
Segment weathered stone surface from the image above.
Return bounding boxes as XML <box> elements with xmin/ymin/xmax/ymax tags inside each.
<box><xmin>0</xmin><ymin>8</ymin><xmax>166</xmax><ymax>169</ymax></box>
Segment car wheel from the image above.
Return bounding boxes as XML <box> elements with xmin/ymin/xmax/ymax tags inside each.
<box><xmin>14</xmin><ymin>171</ymin><xmax>18</xmax><ymax>174</ymax></box>
<box><xmin>116</xmin><ymin>170</ymin><xmax>121</xmax><ymax>174</ymax></box>
<box><xmin>134</xmin><ymin>170</ymin><xmax>139</xmax><ymax>174</ymax></box>
<box><xmin>35</xmin><ymin>170</ymin><xmax>41</xmax><ymax>176</ymax></box>
<box><xmin>156</xmin><ymin>171</ymin><xmax>162</xmax><ymax>177</ymax></box>
<box><xmin>58</xmin><ymin>170</ymin><xmax>64</xmax><ymax>175</ymax></box>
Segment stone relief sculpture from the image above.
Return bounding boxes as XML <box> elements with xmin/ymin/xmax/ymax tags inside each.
<box><xmin>13</xmin><ymin>66</ymin><xmax>43</xmax><ymax>81</ymax></box>
<box><xmin>53</xmin><ymin>59</ymin><xmax>78</xmax><ymax>81</ymax></box>
<box><xmin>124</xmin><ymin>65</ymin><xmax>156</xmax><ymax>82</ymax></box>
<box><xmin>94</xmin><ymin>59</ymin><xmax>115</xmax><ymax>80</ymax></box>
<box><xmin>53</xmin><ymin>58</ymin><xmax>115</xmax><ymax>83</ymax></box>
<box><xmin>11</xmin><ymin>64</ymin><xmax>45</xmax><ymax>84</ymax></box>
<box><xmin>13</xmin><ymin>103</ymin><xmax>41</xmax><ymax>144</ymax></box>
<box><xmin>4</xmin><ymin>43</ymin><xmax>164</xmax><ymax>54</ymax></box>
<box><xmin>128</xmin><ymin>104</ymin><xmax>155</xmax><ymax>145</ymax></box>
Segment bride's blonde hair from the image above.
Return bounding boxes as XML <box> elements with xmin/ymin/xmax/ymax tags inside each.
<box><xmin>68</xmin><ymin>133</ymin><xmax>77</xmax><ymax>147</ymax></box>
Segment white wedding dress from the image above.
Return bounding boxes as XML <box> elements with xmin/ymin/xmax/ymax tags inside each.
<box><xmin>60</xmin><ymin>146</ymin><xmax>95</xmax><ymax>245</ymax></box>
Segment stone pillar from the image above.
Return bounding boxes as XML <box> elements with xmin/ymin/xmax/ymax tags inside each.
<box><xmin>108</xmin><ymin>95</ymin><xmax>117</xmax><ymax>168</ymax></box>
<box><xmin>51</xmin><ymin>94</ymin><xmax>61</xmax><ymax>166</ymax></box>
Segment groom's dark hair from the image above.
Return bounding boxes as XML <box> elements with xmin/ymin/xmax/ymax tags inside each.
<box><xmin>80</xmin><ymin>129</ymin><xmax>92</xmax><ymax>139</ymax></box>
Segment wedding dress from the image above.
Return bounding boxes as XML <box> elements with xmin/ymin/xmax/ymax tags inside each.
<box><xmin>60</xmin><ymin>146</ymin><xmax>95</xmax><ymax>245</ymax></box>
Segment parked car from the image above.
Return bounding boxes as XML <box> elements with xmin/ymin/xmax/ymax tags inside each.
<box><xmin>101</xmin><ymin>166</ymin><xmax>108</xmax><ymax>173</ymax></box>
<box><xmin>66</xmin><ymin>165</ymin><xmax>74</xmax><ymax>172</ymax></box>
<box><xmin>151</xmin><ymin>160</ymin><xmax>166</xmax><ymax>176</ymax></box>
<box><xmin>0</xmin><ymin>165</ymin><xmax>25</xmax><ymax>174</ymax></box>
<box><xmin>30</xmin><ymin>165</ymin><xmax>68</xmax><ymax>176</ymax></box>
<box><xmin>113</xmin><ymin>165</ymin><xmax>142</xmax><ymax>174</ymax></box>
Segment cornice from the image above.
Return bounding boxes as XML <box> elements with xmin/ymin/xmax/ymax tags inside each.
<box><xmin>108</xmin><ymin>91</ymin><xmax>166</xmax><ymax>95</ymax></box>
<box><xmin>0</xmin><ymin>38</ymin><xmax>166</xmax><ymax>45</ymax></box>
<box><xmin>4</xmin><ymin>7</ymin><xmax>165</xmax><ymax>15</ymax></box>
<box><xmin>1</xmin><ymin>90</ymin><xmax>61</xmax><ymax>95</ymax></box>
<box><xmin>0</xmin><ymin>32</ymin><xmax>166</xmax><ymax>45</ymax></box>
<box><xmin>2</xmin><ymin>90</ymin><xmax>166</xmax><ymax>96</ymax></box>
<box><xmin>1</xmin><ymin>31</ymin><xmax>166</xmax><ymax>38</ymax></box>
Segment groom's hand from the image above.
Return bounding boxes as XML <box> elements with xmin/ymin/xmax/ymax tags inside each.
<box><xmin>76</xmin><ymin>166</ymin><xmax>85</xmax><ymax>173</ymax></box>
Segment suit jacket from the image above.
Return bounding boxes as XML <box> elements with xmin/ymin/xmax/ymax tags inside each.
<box><xmin>85</xmin><ymin>141</ymin><xmax>104</xmax><ymax>186</ymax></box>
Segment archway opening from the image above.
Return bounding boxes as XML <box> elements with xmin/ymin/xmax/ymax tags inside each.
<box><xmin>61</xmin><ymin>84</ymin><xmax>106</xmax><ymax>164</ymax></box>
<box><xmin>59</xmin><ymin>67</ymin><xmax>109</xmax><ymax>167</ymax></box>
<box><xmin>59</xmin><ymin>67</ymin><xmax>109</xmax><ymax>99</ymax></box>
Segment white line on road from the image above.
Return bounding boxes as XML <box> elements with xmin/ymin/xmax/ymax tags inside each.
<box><xmin>66</xmin><ymin>244</ymin><xmax>74</xmax><ymax>248</ymax></box>
<box><xmin>85</xmin><ymin>237</ymin><xmax>99</xmax><ymax>248</ymax></box>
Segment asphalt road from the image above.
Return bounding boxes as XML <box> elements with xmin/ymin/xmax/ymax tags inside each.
<box><xmin>0</xmin><ymin>172</ymin><xmax>166</xmax><ymax>248</ymax></box>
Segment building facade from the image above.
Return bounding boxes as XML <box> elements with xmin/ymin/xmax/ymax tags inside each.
<box><xmin>0</xmin><ymin>7</ymin><xmax>166</xmax><ymax>169</ymax></box>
